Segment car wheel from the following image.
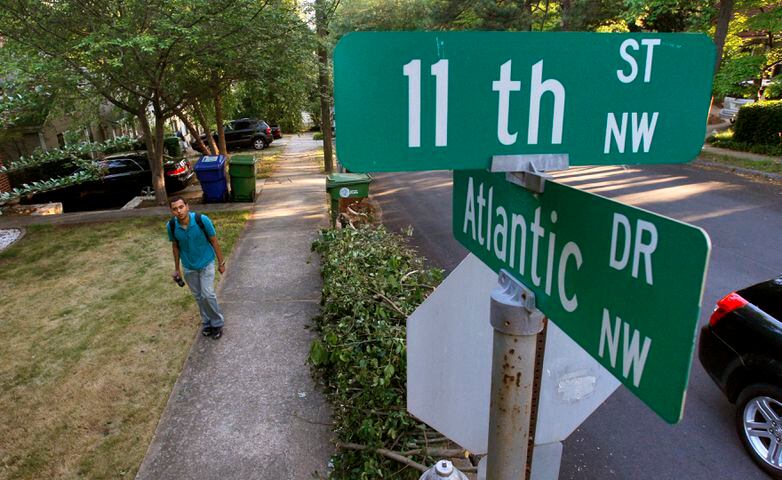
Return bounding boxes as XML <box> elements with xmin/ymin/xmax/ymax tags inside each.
<box><xmin>141</xmin><ymin>186</ymin><xmax>154</xmax><ymax>197</ymax></box>
<box><xmin>736</xmin><ymin>384</ymin><xmax>782</xmax><ymax>478</ymax></box>
<box><xmin>252</xmin><ymin>137</ymin><xmax>265</xmax><ymax>150</ymax></box>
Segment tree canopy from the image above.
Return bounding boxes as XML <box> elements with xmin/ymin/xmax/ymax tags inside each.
<box><xmin>0</xmin><ymin>0</ymin><xmax>314</xmax><ymax>203</ymax></box>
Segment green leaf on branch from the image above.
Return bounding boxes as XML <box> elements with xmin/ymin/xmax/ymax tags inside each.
<box><xmin>310</xmin><ymin>226</ymin><xmax>444</xmax><ymax>479</ymax></box>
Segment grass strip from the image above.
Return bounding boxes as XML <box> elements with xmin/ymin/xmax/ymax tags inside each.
<box><xmin>0</xmin><ymin>211</ymin><xmax>249</xmax><ymax>479</ymax></box>
<box><xmin>699</xmin><ymin>152</ymin><xmax>782</xmax><ymax>176</ymax></box>
<box><xmin>309</xmin><ymin>226</ymin><xmax>445</xmax><ymax>479</ymax></box>
<box><xmin>256</xmin><ymin>150</ymin><xmax>281</xmax><ymax>179</ymax></box>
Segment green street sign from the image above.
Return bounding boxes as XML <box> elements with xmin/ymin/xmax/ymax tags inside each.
<box><xmin>452</xmin><ymin>170</ymin><xmax>710</xmax><ymax>423</ymax></box>
<box><xmin>334</xmin><ymin>32</ymin><xmax>715</xmax><ymax>172</ymax></box>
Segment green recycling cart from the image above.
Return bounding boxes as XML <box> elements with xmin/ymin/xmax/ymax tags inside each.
<box><xmin>229</xmin><ymin>154</ymin><xmax>257</xmax><ymax>202</ymax></box>
<box><xmin>326</xmin><ymin>173</ymin><xmax>373</xmax><ymax>225</ymax></box>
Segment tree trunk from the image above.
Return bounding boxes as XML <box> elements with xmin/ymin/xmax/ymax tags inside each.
<box><xmin>315</xmin><ymin>0</ymin><xmax>334</xmax><ymax>173</ymax></box>
<box><xmin>176</xmin><ymin>107</ymin><xmax>208</xmax><ymax>154</ymax></box>
<box><xmin>138</xmin><ymin>109</ymin><xmax>167</xmax><ymax>205</ymax></box>
<box><xmin>559</xmin><ymin>0</ymin><xmax>572</xmax><ymax>31</ymax></box>
<box><xmin>713</xmin><ymin>0</ymin><xmax>734</xmax><ymax>74</ymax></box>
<box><xmin>213</xmin><ymin>92</ymin><xmax>228</xmax><ymax>156</ymax></box>
<box><xmin>194</xmin><ymin>102</ymin><xmax>218</xmax><ymax>155</ymax></box>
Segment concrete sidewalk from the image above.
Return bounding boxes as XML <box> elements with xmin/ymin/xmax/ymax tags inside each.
<box><xmin>135</xmin><ymin>134</ymin><xmax>333</xmax><ymax>479</ymax></box>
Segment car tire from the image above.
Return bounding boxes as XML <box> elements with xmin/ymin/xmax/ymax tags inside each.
<box><xmin>252</xmin><ymin>137</ymin><xmax>265</xmax><ymax>150</ymax></box>
<box><xmin>736</xmin><ymin>384</ymin><xmax>782</xmax><ymax>479</ymax></box>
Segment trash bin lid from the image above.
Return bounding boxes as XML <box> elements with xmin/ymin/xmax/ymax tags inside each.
<box><xmin>230</xmin><ymin>154</ymin><xmax>256</xmax><ymax>166</ymax></box>
<box><xmin>326</xmin><ymin>173</ymin><xmax>373</xmax><ymax>188</ymax></box>
<box><xmin>195</xmin><ymin>154</ymin><xmax>226</xmax><ymax>171</ymax></box>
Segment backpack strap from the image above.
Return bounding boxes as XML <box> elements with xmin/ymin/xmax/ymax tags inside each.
<box><xmin>168</xmin><ymin>217</ymin><xmax>179</xmax><ymax>248</ymax></box>
<box><xmin>194</xmin><ymin>213</ymin><xmax>210</xmax><ymax>241</ymax></box>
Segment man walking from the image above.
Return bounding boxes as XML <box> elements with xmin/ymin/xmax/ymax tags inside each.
<box><xmin>167</xmin><ymin>196</ymin><xmax>226</xmax><ymax>339</ymax></box>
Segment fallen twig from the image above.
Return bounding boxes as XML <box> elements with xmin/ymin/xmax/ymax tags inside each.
<box><xmin>337</xmin><ymin>442</ymin><xmax>428</xmax><ymax>473</ymax></box>
<box><xmin>400</xmin><ymin>269</ymin><xmax>419</xmax><ymax>283</ymax></box>
<box><xmin>401</xmin><ymin>448</ymin><xmax>468</xmax><ymax>458</ymax></box>
<box><xmin>373</xmin><ymin>290</ymin><xmax>409</xmax><ymax>317</ymax></box>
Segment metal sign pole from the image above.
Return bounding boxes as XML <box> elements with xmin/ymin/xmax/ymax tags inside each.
<box><xmin>486</xmin><ymin>270</ymin><xmax>546</xmax><ymax>480</ymax></box>
<box><xmin>485</xmin><ymin>155</ymin><xmax>560</xmax><ymax>479</ymax></box>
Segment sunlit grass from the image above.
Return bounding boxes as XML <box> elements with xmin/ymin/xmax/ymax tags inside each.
<box><xmin>699</xmin><ymin>151</ymin><xmax>782</xmax><ymax>175</ymax></box>
<box><xmin>0</xmin><ymin>211</ymin><xmax>249</xmax><ymax>479</ymax></box>
<box><xmin>256</xmin><ymin>151</ymin><xmax>281</xmax><ymax>179</ymax></box>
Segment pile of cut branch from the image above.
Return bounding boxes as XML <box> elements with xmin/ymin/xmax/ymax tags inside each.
<box><xmin>311</xmin><ymin>227</ymin><xmax>476</xmax><ymax>478</ymax></box>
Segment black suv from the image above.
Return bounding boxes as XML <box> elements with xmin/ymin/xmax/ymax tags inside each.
<box><xmin>699</xmin><ymin>276</ymin><xmax>782</xmax><ymax>478</ymax></box>
<box><xmin>196</xmin><ymin>118</ymin><xmax>273</xmax><ymax>152</ymax></box>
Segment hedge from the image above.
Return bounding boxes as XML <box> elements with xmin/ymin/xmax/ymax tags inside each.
<box><xmin>733</xmin><ymin>100</ymin><xmax>782</xmax><ymax>145</ymax></box>
<box><xmin>310</xmin><ymin>227</ymin><xmax>448</xmax><ymax>479</ymax></box>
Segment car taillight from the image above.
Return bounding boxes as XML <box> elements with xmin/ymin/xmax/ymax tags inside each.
<box><xmin>709</xmin><ymin>292</ymin><xmax>748</xmax><ymax>326</ymax></box>
<box><xmin>166</xmin><ymin>165</ymin><xmax>188</xmax><ymax>175</ymax></box>
<box><xmin>265</xmin><ymin>127</ymin><xmax>271</xmax><ymax>135</ymax></box>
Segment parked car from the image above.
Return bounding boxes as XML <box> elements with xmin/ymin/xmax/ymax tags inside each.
<box><xmin>23</xmin><ymin>151</ymin><xmax>194</xmax><ymax>210</ymax></box>
<box><xmin>271</xmin><ymin>125</ymin><xmax>282</xmax><ymax>139</ymax></box>
<box><xmin>194</xmin><ymin>118</ymin><xmax>273</xmax><ymax>152</ymax></box>
<box><xmin>699</xmin><ymin>275</ymin><xmax>782</xmax><ymax>478</ymax></box>
<box><xmin>108</xmin><ymin>151</ymin><xmax>195</xmax><ymax>193</ymax></box>
<box><xmin>720</xmin><ymin>96</ymin><xmax>756</xmax><ymax>123</ymax></box>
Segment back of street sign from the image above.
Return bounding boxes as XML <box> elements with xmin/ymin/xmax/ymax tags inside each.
<box><xmin>452</xmin><ymin>169</ymin><xmax>711</xmax><ymax>423</ymax></box>
<box><xmin>334</xmin><ymin>31</ymin><xmax>714</xmax><ymax>172</ymax></box>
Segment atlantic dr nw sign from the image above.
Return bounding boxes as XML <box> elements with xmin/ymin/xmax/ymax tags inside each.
<box><xmin>333</xmin><ymin>32</ymin><xmax>714</xmax><ymax>172</ymax></box>
<box><xmin>452</xmin><ymin>170</ymin><xmax>710</xmax><ymax>423</ymax></box>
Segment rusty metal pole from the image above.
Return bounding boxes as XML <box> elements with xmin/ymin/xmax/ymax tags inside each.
<box><xmin>486</xmin><ymin>270</ymin><xmax>545</xmax><ymax>480</ymax></box>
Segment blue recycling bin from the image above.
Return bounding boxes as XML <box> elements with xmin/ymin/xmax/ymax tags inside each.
<box><xmin>194</xmin><ymin>154</ymin><xmax>228</xmax><ymax>203</ymax></box>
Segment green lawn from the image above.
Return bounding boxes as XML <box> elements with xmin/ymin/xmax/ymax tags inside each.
<box><xmin>700</xmin><ymin>151</ymin><xmax>782</xmax><ymax>175</ymax></box>
<box><xmin>0</xmin><ymin>211</ymin><xmax>249</xmax><ymax>479</ymax></box>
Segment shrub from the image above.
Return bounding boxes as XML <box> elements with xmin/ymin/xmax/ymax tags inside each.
<box><xmin>0</xmin><ymin>136</ymin><xmax>140</xmax><ymax>204</ymax></box>
<box><xmin>313</xmin><ymin>131</ymin><xmax>324</xmax><ymax>141</ymax></box>
<box><xmin>766</xmin><ymin>78</ymin><xmax>782</xmax><ymax>100</ymax></box>
<box><xmin>733</xmin><ymin>100</ymin><xmax>782</xmax><ymax>145</ymax></box>
<box><xmin>713</xmin><ymin>54</ymin><xmax>766</xmax><ymax>99</ymax></box>
<box><xmin>310</xmin><ymin>226</ymin><xmax>445</xmax><ymax>479</ymax></box>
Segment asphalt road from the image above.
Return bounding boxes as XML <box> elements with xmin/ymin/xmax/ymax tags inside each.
<box><xmin>371</xmin><ymin>162</ymin><xmax>782</xmax><ymax>479</ymax></box>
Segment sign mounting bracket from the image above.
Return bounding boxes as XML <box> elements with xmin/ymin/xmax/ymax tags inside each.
<box><xmin>490</xmin><ymin>154</ymin><xmax>569</xmax><ymax>194</ymax></box>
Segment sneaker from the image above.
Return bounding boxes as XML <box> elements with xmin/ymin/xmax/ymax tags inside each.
<box><xmin>201</xmin><ymin>327</ymin><xmax>213</xmax><ymax>337</ymax></box>
<box><xmin>211</xmin><ymin>327</ymin><xmax>223</xmax><ymax>340</ymax></box>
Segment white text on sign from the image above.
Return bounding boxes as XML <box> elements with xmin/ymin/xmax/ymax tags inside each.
<box><xmin>461</xmin><ymin>175</ymin><xmax>658</xmax><ymax>388</ymax></box>
<box><xmin>402</xmin><ymin>38</ymin><xmax>662</xmax><ymax>155</ymax></box>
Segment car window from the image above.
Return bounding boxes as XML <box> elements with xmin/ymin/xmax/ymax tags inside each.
<box><xmin>741</xmin><ymin>277</ymin><xmax>782</xmax><ymax>320</ymax></box>
<box><xmin>104</xmin><ymin>159</ymin><xmax>142</xmax><ymax>175</ymax></box>
<box><xmin>232</xmin><ymin>121</ymin><xmax>250</xmax><ymax>130</ymax></box>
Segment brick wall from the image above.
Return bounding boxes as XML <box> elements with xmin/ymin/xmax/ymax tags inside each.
<box><xmin>0</xmin><ymin>153</ymin><xmax>11</xmax><ymax>193</ymax></box>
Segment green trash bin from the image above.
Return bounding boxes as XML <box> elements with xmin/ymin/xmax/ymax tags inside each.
<box><xmin>229</xmin><ymin>154</ymin><xmax>257</xmax><ymax>202</ymax></box>
<box><xmin>326</xmin><ymin>173</ymin><xmax>373</xmax><ymax>225</ymax></box>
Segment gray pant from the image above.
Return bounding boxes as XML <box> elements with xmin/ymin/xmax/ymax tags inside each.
<box><xmin>183</xmin><ymin>261</ymin><xmax>225</xmax><ymax>329</ymax></box>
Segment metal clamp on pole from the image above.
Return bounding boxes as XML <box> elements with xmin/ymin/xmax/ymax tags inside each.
<box><xmin>486</xmin><ymin>270</ymin><xmax>546</xmax><ymax>480</ymax></box>
<box><xmin>490</xmin><ymin>154</ymin><xmax>569</xmax><ymax>194</ymax></box>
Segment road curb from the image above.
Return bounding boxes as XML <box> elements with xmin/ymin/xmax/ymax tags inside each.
<box><xmin>694</xmin><ymin>159</ymin><xmax>782</xmax><ymax>182</ymax></box>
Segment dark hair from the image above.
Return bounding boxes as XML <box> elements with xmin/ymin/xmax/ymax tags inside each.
<box><xmin>168</xmin><ymin>195</ymin><xmax>186</xmax><ymax>206</ymax></box>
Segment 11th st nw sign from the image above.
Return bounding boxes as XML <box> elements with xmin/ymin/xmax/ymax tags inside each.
<box><xmin>334</xmin><ymin>32</ymin><xmax>714</xmax><ymax>172</ymax></box>
<box><xmin>453</xmin><ymin>170</ymin><xmax>710</xmax><ymax>423</ymax></box>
